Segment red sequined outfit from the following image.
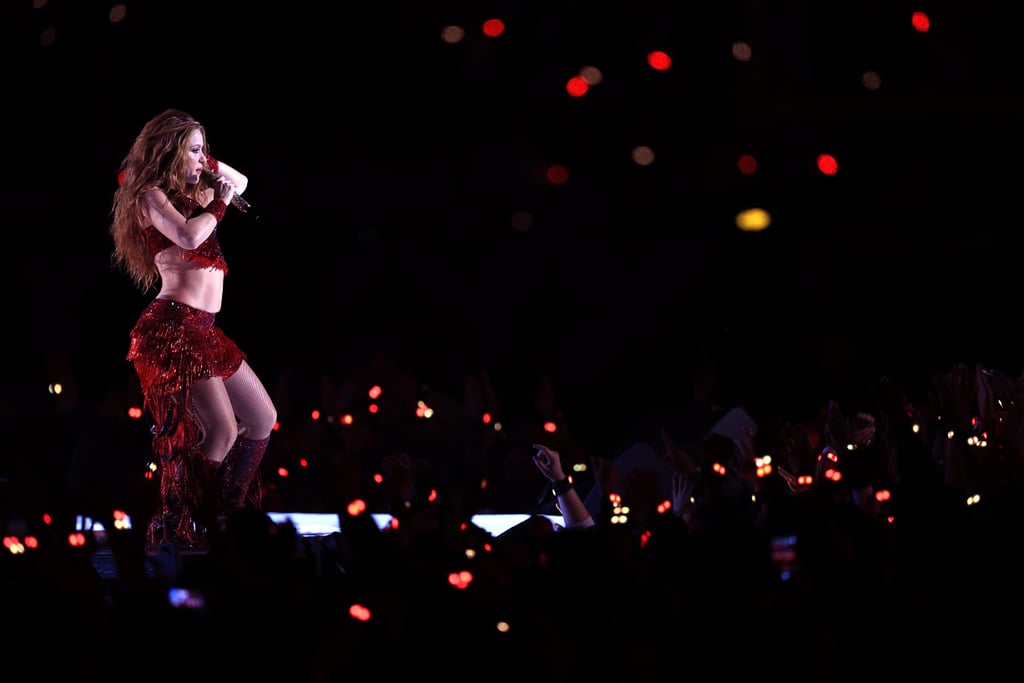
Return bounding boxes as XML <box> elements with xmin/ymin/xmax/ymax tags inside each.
<box><xmin>128</xmin><ymin>295</ymin><xmax>245</xmax><ymax>550</ymax></box>
<box><xmin>144</xmin><ymin>224</ymin><xmax>228</xmax><ymax>273</ymax></box>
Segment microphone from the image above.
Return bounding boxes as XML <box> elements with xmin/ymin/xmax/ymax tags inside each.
<box><xmin>201</xmin><ymin>170</ymin><xmax>259</xmax><ymax>219</ymax></box>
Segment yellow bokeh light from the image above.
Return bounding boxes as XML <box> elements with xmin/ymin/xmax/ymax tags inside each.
<box><xmin>735</xmin><ymin>208</ymin><xmax>771</xmax><ymax>232</ymax></box>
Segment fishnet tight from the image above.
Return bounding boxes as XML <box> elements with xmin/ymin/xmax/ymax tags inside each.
<box><xmin>190</xmin><ymin>360</ymin><xmax>276</xmax><ymax>464</ymax></box>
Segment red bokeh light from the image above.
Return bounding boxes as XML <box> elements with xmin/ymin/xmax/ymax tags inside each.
<box><xmin>647</xmin><ymin>50</ymin><xmax>672</xmax><ymax>70</ymax></box>
<box><xmin>482</xmin><ymin>18</ymin><xmax>505</xmax><ymax>37</ymax></box>
<box><xmin>349</xmin><ymin>603</ymin><xmax>372</xmax><ymax>621</ymax></box>
<box><xmin>566</xmin><ymin>75</ymin><xmax>590</xmax><ymax>97</ymax></box>
<box><xmin>448</xmin><ymin>570</ymin><xmax>474</xmax><ymax>589</ymax></box>
<box><xmin>546</xmin><ymin>165</ymin><xmax>569</xmax><ymax>185</ymax></box>
<box><xmin>817</xmin><ymin>153</ymin><xmax>839</xmax><ymax>175</ymax></box>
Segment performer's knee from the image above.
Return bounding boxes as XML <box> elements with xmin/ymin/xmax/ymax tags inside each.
<box><xmin>201</xmin><ymin>420</ymin><xmax>239</xmax><ymax>463</ymax></box>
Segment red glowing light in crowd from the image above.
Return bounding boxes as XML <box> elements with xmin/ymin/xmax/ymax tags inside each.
<box><xmin>543</xmin><ymin>421</ymin><xmax>557</xmax><ymax>433</ymax></box>
<box><xmin>817</xmin><ymin>153</ymin><xmax>839</xmax><ymax>175</ymax></box>
<box><xmin>311</xmin><ymin>409</ymin><xmax>321</xmax><ymax>420</ymax></box>
<box><xmin>117</xmin><ymin>169</ymin><xmax>126</xmax><ymax>185</ymax></box>
<box><xmin>448</xmin><ymin>570</ymin><xmax>474</xmax><ymax>589</ymax></box>
<box><xmin>277</xmin><ymin>467</ymin><xmax>289</xmax><ymax>478</ymax></box>
<box><xmin>349</xmin><ymin>604</ymin><xmax>372</xmax><ymax>621</ymax></box>
<box><xmin>824</xmin><ymin>468</ymin><xmax>842</xmax><ymax>482</ymax></box>
<box><xmin>482</xmin><ymin>18</ymin><xmax>505</xmax><ymax>37</ymax></box>
<box><xmin>369</xmin><ymin>403</ymin><xmax>379</xmax><ymax>414</ymax></box>
<box><xmin>368</xmin><ymin>385</ymin><xmax>382</xmax><ymax>399</ymax></box>
<box><xmin>347</xmin><ymin>499</ymin><xmax>367</xmax><ymax>516</ymax></box>
<box><xmin>911</xmin><ymin>11</ymin><xmax>930</xmax><ymax>32</ymax></box>
<box><xmin>427</xmin><ymin>489</ymin><xmax>438</xmax><ymax>503</ymax></box>
<box><xmin>272</xmin><ymin>421</ymin><xmax>281</xmax><ymax>431</ymax></box>
<box><xmin>482</xmin><ymin>412</ymin><xmax>492</xmax><ymax>424</ymax></box>
<box><xmin>711</xmin><ymin>462</ymin><xmax>727</xmax><ymax>475</ymax></box>
<box><xmin>875</xmin><ymin>489</ymin><xmax>892</xmax><ymax>502</ymax></box>
<box><xmin>647</xmin><ymin>50</ymin><xmax>672</xmax><ymax>70</ymax></box>
<box><xmin>738</xmin><ymin>154</ymin><xmax>757</xmax><ymax>174</ymax></box>
<box><xmin>640</xmin><ymin>530</ymin><xmax>653</xmax><ymax>547</ymax></box>
<box><xmin>566</xmin><ymin>75</ymin><xmax>589</xmax><ymax>97</ymax></box>
<box><xmin>797</xmin><ymin>475</ymin><xmax>814</xmax><ymax>486</ymax></box>
<box><xmin>656</xmin><ymin>500</ymin><xmax>672</xmax><ymax>514</ymax></box>
<box><xmin>299</xmin><ymin>458</ymin><xmax>308</xmax><ymax>468</ymax></box>
<box><xmin>43</xmin><ymin>513</ymin><xmax>52</xmax><ymax>525</ymax></box>
<box><xmin>373</xmin><ymin>472</ymin><xmax>383</xmax><ymax>484</ymax></box>
<box><xmin>128</xmin><ymin>406</ymin><xmax>143</xmax><ymax>418</ymax></box>
<box><xmin>341</xmin><ymin>414</ymin><xmax>354</xmax><ymax>425</ymax></box>
<box><xmin>68</xmin><ymin>532</ymin><xmax>87</xmax><ymax>547</ymax></box>
<box><xmin>546</xmin><ymin>164</ymin><xmax>569</xmax><ymax>184</ymax></box>
<box><xmin>24</xmin><ymin>536</ymin><xmax>38</xmax><ymax>549</ymax></box>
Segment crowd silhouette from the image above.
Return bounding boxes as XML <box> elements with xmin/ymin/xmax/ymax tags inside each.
<box><xmin>4</xmin><ymin>344</ymin><xmax>1024</xmax><ymax>682</ymax></box>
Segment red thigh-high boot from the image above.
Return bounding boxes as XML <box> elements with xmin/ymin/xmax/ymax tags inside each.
<box><xmin>150</xmin><ymin>453</ymin><xmax>219</xmax><ymax>551</ymax></box>
<box><xmin>218</xmin><ymin>436</ymin><xmax>270</xmax><ymax>516</ymax></box>
<box><xmin>150</xmin><ymin>454</ymin><xmax>188</xmax><ymax>548</ymax></box>
<box><xmin>190</xmin><ymin>453</ymin><xmax>223</xmax><ymax>538</ymax></box>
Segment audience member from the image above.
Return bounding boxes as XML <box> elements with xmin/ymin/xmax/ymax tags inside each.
<box><xmin>5</xmin><ymin>355</ymin><xmax>1024</xmax><ymax>681</ymax></box>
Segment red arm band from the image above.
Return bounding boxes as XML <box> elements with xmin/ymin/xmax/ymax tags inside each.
<box><xmin>201</xmin><ymin>199</ymin><xmax>227</xmax><ymax>223</ymax></box>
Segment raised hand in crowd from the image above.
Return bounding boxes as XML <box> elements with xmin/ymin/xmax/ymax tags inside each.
<box><xmin>531</xmin><ymin>443</ymin><xmax>594</xmax><ymax>529</ymax></box>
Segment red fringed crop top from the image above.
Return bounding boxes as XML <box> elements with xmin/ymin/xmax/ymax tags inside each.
<box><xmin>144</xmin><ymin>197</ymin><xmax>228</xmax><ymax>273</ymax></box>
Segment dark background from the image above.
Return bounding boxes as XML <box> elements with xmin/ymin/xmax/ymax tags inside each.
<box><xmin>5</xmin><ymin>0</ymin><xmax>1024</xmax><ymax>444</ymax></box>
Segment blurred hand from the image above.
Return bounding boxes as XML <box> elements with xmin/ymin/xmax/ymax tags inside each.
<box><xmin>531</xmin><ymin>443</ymin><xmax>567</xmax><ymax>482</ymax></box>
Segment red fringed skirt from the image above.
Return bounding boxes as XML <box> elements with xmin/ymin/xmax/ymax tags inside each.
<box><xmin>127</xmin><ymin>297</ymin><xmax>246</xmax><ymax>549</ymax></box>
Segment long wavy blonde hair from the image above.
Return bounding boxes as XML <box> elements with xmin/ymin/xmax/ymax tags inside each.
<box><xmin>110</xmin><ymin>109</ymin><xmax>212</xmax><ymax>293</ymax></box>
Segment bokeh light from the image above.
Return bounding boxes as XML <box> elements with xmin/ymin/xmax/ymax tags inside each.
<box><xmin>736</xmin><ymin>208</ymin><xmax>771</xmax><ymax>232</ymax></box>
<box><xmin>647</xmin><ymin>50</ymin><xmax>672</xmax><ymax>70</ymax></box>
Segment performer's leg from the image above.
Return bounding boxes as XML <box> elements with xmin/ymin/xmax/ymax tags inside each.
<box><xmin>219</xmin><ymin>361</ymin><xmax>277</xmax><ymax>513</ymax></box>
<box><xmin>188</xmin><ymin>377</ymin><xmax>240</xmax><ymax>528</ymax></box>
<box><xmin>189</xmin><ymin>376</ymin><xmax>240</xmax><ymax>464</ymax></box>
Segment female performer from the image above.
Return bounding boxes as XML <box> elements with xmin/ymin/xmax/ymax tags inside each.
<box><xmin>110</xmin><ymin>109</ymin><xmax>276</xmax><ymax>550</ymax></box>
